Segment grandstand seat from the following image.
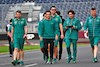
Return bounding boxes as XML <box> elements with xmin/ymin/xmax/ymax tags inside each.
<box><xmin>29</xmin><ymin>0</ymin><xmax>32</xmax><ymax>2</ymax></box>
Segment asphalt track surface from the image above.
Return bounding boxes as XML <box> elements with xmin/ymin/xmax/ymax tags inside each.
<box><xmin>0</xmin><ymin>45</ymin><xmax>100</xmax><ymax>67</ymax></box>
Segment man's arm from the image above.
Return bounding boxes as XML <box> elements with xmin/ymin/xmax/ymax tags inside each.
<box><xmin>23</xmin><ymin>19</ymin><xmax>28</xmax><ymax>38</ymax></box>
<box><xmin>40</xmin><ymin>21</ymin><xmax>44</xmax><ymax>41</ymax></box>
<box><xmin>11</xmin><ymin>26</ymin><xmax>14</xmax><ymax>43</ymax></box>
<box><xmin>38</xmin><ymin>21</ymin><xmax>41</xmax><ymax>38</ymax></box>
<box><xmin>59</xmin><ymin>17</ymin><xmax>64</xmax><ymax>39</ymax></box>
<box><xmin>8</xmin><ymin>26</ymin><xmax>11</xmax><ymax>37</ymax></box>
<box><xmin>63</xmin><ymin>20</ymin><xmax>69</xmax><ymax>31</ymax></box>
<box><xmin>84</xmin><ymin>18</ymin><xmax>88</xmax><ymax>33</ymax></box>
<box><xmin>54</xmin><ymin>20</ymin><xmax>58</xmax><ymax>40</ymax></box>
<box><xmin>23</xmin><ymin>26</ymin><xmax>28</xmax><ymax>38</ymax></box>
<box><xmin>74</xmin><ymin>20</ymin><xmax>82</xmax><ymax>30</ymax></box>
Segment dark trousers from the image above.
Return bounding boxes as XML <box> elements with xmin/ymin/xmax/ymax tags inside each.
<box><xmin>43</xmin><ymin>39</ymin><xmax>54</xmax><ymax>59</ymax></box>
<box><xmin>59</xmin><ymin>38</ymin><xmax>63</xmax><ymax>55</ymax></box>
<box><xmin>8</xmin><ymin>36</ymin><xmax>13</xmax><ymax>55</ymax></box>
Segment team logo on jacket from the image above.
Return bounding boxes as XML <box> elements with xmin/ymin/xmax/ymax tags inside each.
<box><xmin>21</xmin><ymin>21</ymin><xmax>24</xmax><ymax>24</ymax></box>
<box><xmin>51</xmin><ymin>23</ymin><xmax>54</xmax><ymax>24</ymax></box>
<box><xmin>96</xmin><ymin>19</ymin><xmax>99</xmax><ymax>22</ymax></box>
<box><xmin>66</xmin><ymin>21</ymin><xmax>68</xmax><ymax>24</ymax></box>
<box><xmin>89</xmin><ymin>19</ymin><xmax>91</xmax><ymax>23</ymax></box>
<box><xmin>73</xmin><ymin>21</ymin><xmax>75</xmax><ymax>24</ymax></box>
<box><xmin>55</xmin><ymin>18</ymin><xmax>58</xmax><ymax>21</ymax></box>
<box><xmin>14</xmin><ymin>21</ymin><xmax>17</xmax><ymax>25</ymax></box>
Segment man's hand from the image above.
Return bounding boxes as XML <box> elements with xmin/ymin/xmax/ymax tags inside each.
<box><xmin>84</xmin><ymin>30</ymin><xmax>87</xmax><ymax>33</ymax></box>
<box><xmin>60</xmin><ymin>34</ymin><xmax>64</xmax><ymax>39</ymax></box>
<box><xmin>26</xmin><ymin>39</ymin><xmax>28</xmax><ymax>43</ymax></box>
<box><xmin>55</xmin><ymin>35</ymin><xmax>58</xmax><ymax>41</ymax></box>
<box><xmin>9</xmin><ymin>35</ymin><xmax>11</xmax><ymax>38</ymax></box>
<box><xmin>39</xmin><ymin>35</ymin><xmax>41</xmax><ymax>38</ymax></box>
<box><xmin>65</xmin><ymin>26</ymin><xmax>69</xmax><ymax>29</ymax></box>
<box><xmin>40</xmin><ymin>37</ymin><xmax>43</xmax><ymax>41</ymax></box>
<box><xmin>23</xmin><ymin>34</ymin><xmax>27</xmax><ymax>38</ymax></box>
<box><xmin>11</xmin><ymin>37</ymin><xmax>14</xmax><ymax>43</ymax></box>
<box><xmin>72</xmin><ymin>26</ymin><xmax>75</xmax><ymax>29</ymax></box>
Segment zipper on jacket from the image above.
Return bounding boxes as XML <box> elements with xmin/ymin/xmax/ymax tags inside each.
<box><xmin>93</xmin><ymin>18</ymin><xmax>96</xmax><ymax>37</ymax></box>
<box><xmin>70</xmin><ymin>19</ymin><xmax>72</xmax><ymax>33</ymax></box>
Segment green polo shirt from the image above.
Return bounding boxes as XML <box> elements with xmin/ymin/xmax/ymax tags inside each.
<box><xmin>12</xmin><ymin>18</ymin><xmax>27</xmax><ymax>38</ymax></box>
<box><xmin>51</xmin><ymin>14</ymin><xmax>62</xmax><ymax>32</ymax></box>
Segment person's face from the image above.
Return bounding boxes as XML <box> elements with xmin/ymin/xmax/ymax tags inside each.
<box><xmin>56</xmin><ymin>13</ymin><xmax>58</xmax><ymax>15</ymax></box>
<box><xmin>50</xmin><ymin>7</ymin><xmax>56</xmax><ymax>14</ymax></box>
<box><xmin>46</xmin><ymin>12</ymin><xmax>51</xmax><ymax>19</ymax></box>
<box><xmin>16</xmin><ymin>12</ymin><xmax>21</xmax><ymax>19</ymax></box>
<box><xmin>69</xmin><ymin>12</ymin><xmax>74</xmax><ymax>19</ymax></box>
<box><xmin>91</xmin><ymin>10</ymin><xmax>96</xmax><ymax>16</ymax></box>
<box><xmin>43</xmin><ymin>14</ymin><xmax>46</xmax><ymax>19</ymax></box>
<box><xmin>10</xmin><ymin>22</ymin><xmax>12</xmax><ymax>24</ymax></box>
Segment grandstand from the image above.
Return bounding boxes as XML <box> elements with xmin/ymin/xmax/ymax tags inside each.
<box><xmin>0</xmin><ymin>0</ymin><xmax>100</xmax><ymax>4</ymax></box>
<box><xmin>0</xmin><ymin>0</ymin><xmax>100</xmax><ymax>34</ymax></box>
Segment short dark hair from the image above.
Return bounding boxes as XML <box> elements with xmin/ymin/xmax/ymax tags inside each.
<box><xmin>16</xmin><ymin>10</ymin><xmax>21</xmax><ymax>14</ymax></box>
<box><xmin>56</xmin><ymin>11</ymin><xmax>60</xmax><ymax>15</ymax></box>
<box><xmin>46</xmin><ymin>10</ymin><xmax>51</xmax><ymax>14</ymax></box>
<box><xmin>91</xmin><ymin>8</ymin><xmax>96</xmax><ymax>10</ymax></box>
<box><xmin>68</xmin><ymin>10</ymin><xmax>75</xmax><ymax>14</ymax></box>
<box><xmin>10</xmin><ymin>19</ymin><xmax>12</xmax><ymax>22</ymax></box>
<box><xmin>50</xmin><ymin>6</ymin><xmax>56</xmax><ymax>10</ymax></box>
<box><xmin>43</xmin><ymin>13</ymin><xmax>46</xmax><ymax>16</ymax></box>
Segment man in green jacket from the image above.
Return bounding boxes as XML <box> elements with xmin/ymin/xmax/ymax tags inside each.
<box><xmin>38</xmin><ymin>13</ymin><xmax>46</xmax><ymax>60</ymax></box>
<box><xmin>39</xmin><ymin>10</ymin><xmax>58</xmax><ymax>64</ymax></box>
<box><xmin>84</xmin><ymin>8</ymin><xmax>100</xmax><ymax>62</ymax></box>
<box><xmin>11</xmin><ymin>11</ymin><xmax>28</xmax><ymax>66</ymax></box>
<box><xmin>63</xmin><ymin>10</ymin><xmax>82</xmax><ymax>63</ymax></box>
<box><xmin>50</xmin><ymin>6</ymin><xmax>64</xmax><ymax>63</ymax></box>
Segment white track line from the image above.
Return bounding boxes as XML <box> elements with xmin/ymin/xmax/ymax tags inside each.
<box><xmin>24</xmin><ymin>63</ymin><xmax>38</xmax><ymax>67</ymax></box>
<box><xmin>0</xmin><ymin>58</ymin><xmax>38</xmax><ymax>66</ymax></box>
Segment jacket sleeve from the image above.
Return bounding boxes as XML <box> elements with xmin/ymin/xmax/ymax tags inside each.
<box><xmin>54</xmin><ymin>20</ymin><xmax>59</xmax><ymax>36</ymax></box>
<box><xmin>40</xmin><ymin>21</ymin><xmax>44</xmax><ymax>37</ymax></box>
<box><xmin>63</xmin><ymin>20</ymin><xmax>68</xmax><ymax>32</ymax></box>
<box><xmin>38</xmin><ymin>21</ymin><xmax>41</xmax><ymax>36</ymax></box>
<box><xmin>75</xmin><ymin>19</ymin><xmax>82</xmax><ymax>30</ymax></box>
<box><xmin>84</xmin><ymin>18</ymin><xmax>88</xmax><ymax>31</ymax></box>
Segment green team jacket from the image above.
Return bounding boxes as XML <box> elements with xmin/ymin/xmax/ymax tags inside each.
<box><xmin>39</xmin><ymin>18</ymin><xmax>58</xmax><ymax>39</ymax></box>
<box><xmin>63</xmin><ymin>17</ymin><xmax>82</xmax><ymax>40</ymax></box>
<box><xmin>84</xmin><ymin>15</ymin><xmax>100</xmax><ymax>37</ymax></box>
<box><xmin>38</xmin><ymin>20</ymin><xmax>43</xmax><ymax>36</ymax></box>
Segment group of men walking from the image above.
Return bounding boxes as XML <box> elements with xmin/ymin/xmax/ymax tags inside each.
<box><xmin>6</xmin><ymin>6</ymin><xmax>100</xmax><ymax>66</ymax></box>
<box><xmin>38</xmin><ymin>6</ymin><xmax>100</xmax><ymax>64</ymax></box>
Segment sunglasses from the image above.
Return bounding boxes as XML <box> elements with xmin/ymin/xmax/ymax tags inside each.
<box><xmin>51</xmin><ymin>9</ymin><xmax>56</xmax><ymax>11</ymax></box>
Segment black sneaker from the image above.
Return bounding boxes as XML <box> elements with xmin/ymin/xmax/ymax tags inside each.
<box><xmin>10</xmin><ymin>54</ymin><xmax>12</xmax><ymax>57</ymax></box>
<box><xmin>50</xmin><ymin>58</ymin><xmax>53</xmax><ymax>64</ymax></box>
<box><xmin>59</xmin><ymin>54</ymin><xmax>62</xmax><ymax>60</ymax></box>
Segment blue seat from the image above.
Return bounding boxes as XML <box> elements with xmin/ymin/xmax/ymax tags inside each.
<box><xmin>61</xmin><ymin>0</ymin><xmax>64</xmax><ymax>2</ymax></box>
<box><xmin>25</xmin><ymin>0</ymin><xmax>28</xmax><ymax>2</ymax></box>
<box><xmin>76</xmin><ymin>0</ymin><xmax>79</xmax><ymax>2</ymax></box>
<box><xmin>46</xmin><ymin>0</ymin><xmax>49</xmax><ymax>3</ymax></box>
<box><xmin>20</xmin><ymin>0</ymin><xmax>24</xmax><ymax>3</ymax></box>
<box><xmin>16</xmin><ymin>0</ymin><xmax>20</xmax><ymax>3</ymax></box>
<box><xmin>29</xmin><ymin>0</ymin><xmax>32</xmax><ymax>2</ymax></box>
<box><xmin>54</xmin><ymin>0</ymin><xmax>57</xmax><ymax>3</ymax></box>
<box><xmin>35</xmin><ymin>0</ymin><xmax>38</xmax><ymax>3</ymax></box>
<box><xmin>69</xmin><ymin>0</ymin><xmax>72</xmax><ymax>2</ymax></box>
<box><xmin>50</xmin><ymin>0</ymin><xmax>53</xmax><ymax>3</ymax></box>
<box><xmin>57</xmin><ymin>0</ymin><xmax>60</xmax><ymax>2</ymax></box>
<box><xmin>38</xmin><ymin>0</ymin><xmax>42</xmax><ymax>3</ymax></box>
<box><xmin>1</xmin><ymin>0</ymin><xmax>5</xmax><ymax>4</ymax></box>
